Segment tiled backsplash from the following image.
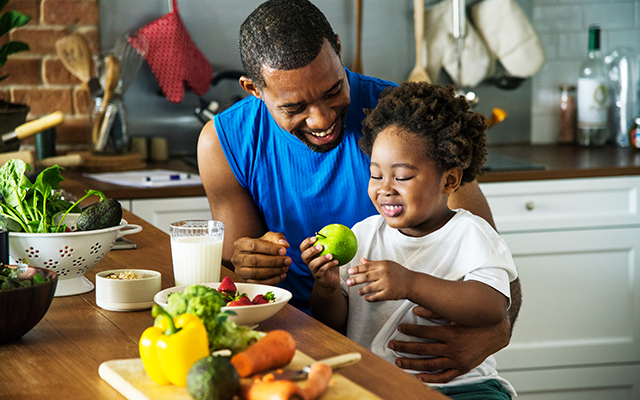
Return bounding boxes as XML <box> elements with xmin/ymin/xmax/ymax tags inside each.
<box><xmin>1</xmin><ymin>0</ymin><xmax>100</xmax><ymax>148</ymax></box>
<box><xmin>530</xmin><ymin>0</ymin><xmax>640</xmax><ymax>144</ymax></box>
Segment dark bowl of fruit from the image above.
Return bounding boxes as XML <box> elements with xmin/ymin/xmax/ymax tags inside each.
<box><xmin>0</xmin><ymin>265</ymin><xmax>58</xmax><ymax>344</ymax></box>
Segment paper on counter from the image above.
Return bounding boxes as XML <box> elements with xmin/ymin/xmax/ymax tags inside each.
<box><xmin>84</xmin><ymin>169</ymin><xmax>201</xmax><ymax>188</ymax></box>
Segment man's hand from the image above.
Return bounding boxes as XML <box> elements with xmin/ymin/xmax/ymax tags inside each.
<box><xmin>231</xmin><ymin>231</ymin><xmax>292</xmax><ymax>285</ymax></box>
<box><xmin>389</xmin><ymin>306</ymin><xmax>510</xmax><ymax>383</ymax></box>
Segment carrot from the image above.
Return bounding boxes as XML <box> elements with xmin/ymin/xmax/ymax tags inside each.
<box><xmin>231</xmin><ymin>330</ymin><xmax>297</xmax><ymax>377</ymax></box>
<box><xmin>238</xmin><ymin>380</ymin><xmax>305</xmax><ymax>400</ymax></box>
<box><xmin>302</xmin><ymin>362</ymin><xmax>333</xmax><ymax>400</ymax></box>
<box><xmin>237</xmin><ymin>362</ymin><xmax>333</xmax><ymax>400</ymax></box>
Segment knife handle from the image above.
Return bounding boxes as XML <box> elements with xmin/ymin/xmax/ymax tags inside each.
<box><xmin>314</xmin><ymin>352</ymin><xmax>362</xmax><ymax>370</ymax></box>
<box><xmin>15</xmin><ymin>111</ymin><xmax>64</xmax><ymax>140</ymax></box>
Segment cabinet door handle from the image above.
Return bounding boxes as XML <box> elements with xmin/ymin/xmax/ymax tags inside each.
<box><xmin>525</xmin><ymin>201</ymin><xmax>535</xmax><ymax>211</ymax></box>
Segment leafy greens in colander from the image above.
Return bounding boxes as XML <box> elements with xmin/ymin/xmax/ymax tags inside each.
<box><xmin>0</xmin><ymin>159</ymin><xmax>104</xmax><ymax>233</ymax></box>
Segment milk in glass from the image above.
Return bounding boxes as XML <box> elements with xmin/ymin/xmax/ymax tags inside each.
<box><xmin>169</xmin><ymin>220</ymin><xmax>224</xmax><ymax>286</ymax></box>
<box><xmin>171</xmin><ymin>236</ymin><xmax>223</xmax><ymax>285</ymax></box>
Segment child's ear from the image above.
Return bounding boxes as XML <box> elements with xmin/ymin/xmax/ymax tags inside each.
<box><xmin>443</xmin><ymin>167</ymin><xmax>463</xmax><ymax>194</ymax></box>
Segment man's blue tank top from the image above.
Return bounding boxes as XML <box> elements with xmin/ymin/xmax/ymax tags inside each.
<box><xmin>214</xmin><ymin>69</ymin><xmax>396</xmax><ymax>312</ymax></box>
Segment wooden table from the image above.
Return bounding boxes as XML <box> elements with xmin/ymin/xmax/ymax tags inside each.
<box><xmin>0</xmin><ymin>210</ymin><xmax>446</xmax><ymax>400</ymax></box>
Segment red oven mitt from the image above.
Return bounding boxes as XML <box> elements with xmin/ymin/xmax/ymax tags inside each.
<box><xmin>130</xmin><ymin>0</ymin><xmax>212</xmax><ymax>103</ymax></box>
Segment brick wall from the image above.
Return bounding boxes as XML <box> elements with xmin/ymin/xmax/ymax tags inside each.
<box><xmin>1</xmin><ymin>0</ymin><xmax>100</xmax><ymax>148</ymax></box>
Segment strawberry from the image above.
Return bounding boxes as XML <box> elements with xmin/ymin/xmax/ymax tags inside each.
<box><xmin>217</xmin><ymin>276</ymin><xmax>237</xmax><ymax>301</ymax></box>
<box><xmin>252</xmin><ymin>291</ymin><xmax>276</xmax><ymax>304</ymax></box>
<box><xmin>227</xmin><ymin>295</ymin><xmax>253</xmax><ymax>307</ymax></box>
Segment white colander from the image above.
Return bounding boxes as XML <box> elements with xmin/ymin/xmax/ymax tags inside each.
<box><xmin>9</xmin><ymin>214</ymin><xmax>142</xmax><ymax>297</ymax></box>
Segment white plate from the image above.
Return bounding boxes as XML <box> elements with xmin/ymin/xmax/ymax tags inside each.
<box><xmin>154</xmin><ymin>282</ymin><xmax>292</xmax><ymax>326</ymax></box>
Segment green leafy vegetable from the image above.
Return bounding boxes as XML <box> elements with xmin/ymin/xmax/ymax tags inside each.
<box><xmin>161</xmin><ymin>285</ymin><xmax>264</xmax><ymax>354</ymax></box>
<box><xmin>0</xmin><ymin>159</ymin><xmax>105</xmax><ymax>233</ymax></box>
<box><xmin>0</xmin><ymin>264</ymin><xmax>49</xmax><ymax>291</ymax></box>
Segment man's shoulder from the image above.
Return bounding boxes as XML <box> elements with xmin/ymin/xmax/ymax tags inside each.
<box><xmin>354</xmin><ymin>72</ymin><xmax>398</xmax><ymax>90</ymax></box>
<box><xmin>346</xmin><ymin>69</ymin><xmax>398</xmax><ymax>128</ymax></box>
<box><xmin>215</xmin><ymin>95</ymin><xmax>269</xmax><ymax>140</ymax></box>
<box><xmin>218</xmin><ymin>95</ymin><xmax>262</xmax><ymax>119</ymax></box>
<box><xmin>349</xmin><ymin>70</ymin><xmax>397</xmax><ymax>98</ymax></box>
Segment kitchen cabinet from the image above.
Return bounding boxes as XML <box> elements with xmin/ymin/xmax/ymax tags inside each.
<box><xmin>121</xmin><ymin>197</ymin><xmax>212</xmax><ymax>234</ymax></box>
<box><xmin>480</xmin><ymin>176</ymin><xmax>640</xmax><ymax>399</ymax></box>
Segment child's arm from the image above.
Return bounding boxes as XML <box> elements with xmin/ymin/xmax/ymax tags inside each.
<box><xmin>301</xmin><ymin>236</ymin><xmax>349</xmax><ymax>331</ymax></box>
<box><xmin>347</xmin><ymin>257</ymin><xmax>508</xmax><ymax>327</ymax></box>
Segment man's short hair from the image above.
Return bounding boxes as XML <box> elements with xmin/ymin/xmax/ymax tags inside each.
<box><xmin>239</xmin><ymin>0</ymin><xmax>341</xmax><ymax>89</ymax></box>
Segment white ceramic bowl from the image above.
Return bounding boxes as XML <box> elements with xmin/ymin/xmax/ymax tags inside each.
<box><xmin>9</xmin><ymin>214</ymin><xmax>142</xmax><ymax>297</ymax></box>
<box><xmin>95</xmin><ymin>269</ymin><xmax>162</xmax><ymax>312</ymax></box>
<box><xmin>154</xmin><ymin>282</ymin><xmax>292</xmax><ymax>326</ymax></box>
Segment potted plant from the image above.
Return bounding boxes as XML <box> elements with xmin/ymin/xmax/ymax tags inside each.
<box><xmin>0</xmin><ymin>0</ymin><xmax>31</xmax><ymax>134</ymax></box>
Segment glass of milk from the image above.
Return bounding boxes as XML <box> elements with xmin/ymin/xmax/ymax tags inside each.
<box><xmin>169</xmin><ymin>220</ymin><xmax>224</xmax><ymax>286</ymax></box>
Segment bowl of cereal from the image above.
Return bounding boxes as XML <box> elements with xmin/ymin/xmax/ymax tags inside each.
<box><xmin>95</xmin><ymin>269</ymin><xmax>161</xmax><ymax>312</ymax></box>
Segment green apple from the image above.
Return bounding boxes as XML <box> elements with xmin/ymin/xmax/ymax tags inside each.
<box><xmin>315</xmin><ymin>223</ymin><xmax>358</xmax><ymax>266</ymax></box>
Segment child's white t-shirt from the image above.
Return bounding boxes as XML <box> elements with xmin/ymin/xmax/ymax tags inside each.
<box><xmin>339</xmin><ymin>209</ymin><xmax>518</xmax><ymax>395</ymax></box>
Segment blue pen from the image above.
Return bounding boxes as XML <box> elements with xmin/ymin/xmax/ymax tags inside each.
<box><xmin>144</xmin><ymin>173</ymin><xmax>191</xmax><ymax>182</ymax></box>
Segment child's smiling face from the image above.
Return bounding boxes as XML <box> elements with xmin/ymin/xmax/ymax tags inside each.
<box><xmin>368</xmin><ymin>125</ymin><xmax>461</xmax><ymax>237</ymax></box>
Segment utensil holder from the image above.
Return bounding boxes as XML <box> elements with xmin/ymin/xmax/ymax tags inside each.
<box><xmin>90</xmin><ymin>95</ymin><xmax>128</xmax><ymax>154</ymax></box>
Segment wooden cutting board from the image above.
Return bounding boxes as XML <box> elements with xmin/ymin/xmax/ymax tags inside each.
<box><xmin>99</xmin><ymin>350</ymin><xmax>382</xmax><ymax>400</ymax></box>
<box><xmin>70</xmin><ymin>151</ymin><xmax>146</xmax><ymax>172</ymax></box>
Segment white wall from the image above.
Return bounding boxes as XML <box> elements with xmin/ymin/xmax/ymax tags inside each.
<box><xmin>100</xmin><ymin>0</ymin><xmax>540</xmax><ymax>155</ymax></box>
<box><xmin>530</xmin><ymin>0</ymin><xmax>640</xmax><ymax>144</ymax></box>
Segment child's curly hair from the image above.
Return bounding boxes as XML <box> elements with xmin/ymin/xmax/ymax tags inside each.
<box><xmin>360</xmin><ymin>82</ymin><xmax>487</xmax><ymax>185</ymax></box>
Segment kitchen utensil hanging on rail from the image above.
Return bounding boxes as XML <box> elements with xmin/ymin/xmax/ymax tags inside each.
<box><xmin>352</xmin><ymin>0</ymin><xmax>363</xmax><ymax>74</ymax></box>
<box><xmin>452</xmin><ymin>0</ymin><xmax>478</xmax><ymax>106</ymax></box>
<box><xmin>128</xmin><ymin>0</ymin><xmax>212</xmax><ymax>103</ymax></box>
<box><xmin>470</xmin><ymin>0</ymin><xmax>545</xmax><ymax>89</ymax></box>
<box><xmin>407</xmin><ymin>0</ymin><xmax>431</xmax><ymax>83</ymax></box>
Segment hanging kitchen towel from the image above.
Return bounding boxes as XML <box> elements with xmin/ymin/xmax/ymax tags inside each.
<box><xmin>130</xmin><ymin>0</ymin><xmax>212</xmax><ymax>103</ymax></box>
<box><xmin>471</xmin><ymin>0</ymin><xmax>545</xmax><ymax>78</ymax></box>
<box><xmin>424</xmin><ymin>0</ymin><xmax>494</xmax><ymax>87</ymax></box>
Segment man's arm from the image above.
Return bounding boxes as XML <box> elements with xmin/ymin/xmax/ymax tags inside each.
<box><xmin>389</xmin><ymin>179</ymin><xmax>522</xmax><ymax>383</ymax></box>
<box><xmin>197</xmin><ymin>120</ymin><xmax>268</xmax><ymax>268</ymax></box>
<box><xmin>449</xmin><ymin>179</ymin><xmax>522</xmax><ymax>331</ymax></box>
<box><xmin>197</xmin><ymin>121</ymin><xmax>291</xmax><ymax>284</ymax></box>
<box><xmin>449</xmin><ymin>180</ymin><xmax>495</xmax><ymax>229</ymax></box>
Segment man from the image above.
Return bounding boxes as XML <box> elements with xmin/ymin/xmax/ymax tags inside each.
<box><xmin>198</xmin><ymin>0</ymin><xmax>522</xmax><ymax>384</ymax></box>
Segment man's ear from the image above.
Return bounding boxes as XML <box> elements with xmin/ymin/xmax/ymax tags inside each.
<box><xmin>335</xmin><ymin>34</ymin><xmax>342</xmax><ymax>59</ymax></box>
<box><xmin>239</xmin><ymin>76</ymin><xmax>262</xmax><ymax>99</ymax></box>
<box><xmin>443</xmin><ymin>167</ymin><xmax>463</xmax><ymax>194</ymax></box>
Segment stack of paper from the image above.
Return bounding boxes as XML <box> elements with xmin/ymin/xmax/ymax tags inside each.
<box><xmin>84</xmin><ymin>169</ymin><xmax>202</xmax><ymax>188</ymax></box>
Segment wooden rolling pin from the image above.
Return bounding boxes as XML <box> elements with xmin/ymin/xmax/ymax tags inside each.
<box><xmin>0</xmin><ymin>111</ymin><xmax>65</xmax><ymax>153</ymax></box>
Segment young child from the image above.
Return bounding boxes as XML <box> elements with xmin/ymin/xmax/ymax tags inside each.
<box><xmin>301</xmin><ymin>82</ymin><xmax>518</xmax><ymax>399</ymax></box>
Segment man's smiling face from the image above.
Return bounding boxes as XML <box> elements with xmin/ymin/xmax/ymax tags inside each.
<box><xmin>246</xmin><ymin>40</ymin><xmax>351</xmax><ymax>153</ymax></box>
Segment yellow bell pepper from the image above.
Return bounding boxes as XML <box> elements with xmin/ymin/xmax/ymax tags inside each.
<box><xmin>139</xmin><ymin>305</ymin><xmax>209</xmax><ymax>387</ymax></box>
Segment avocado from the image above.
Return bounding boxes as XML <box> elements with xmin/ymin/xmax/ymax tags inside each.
<box><xmin>76</xmin><ymin>198</ymin><xmax>122</xmax><ymax>231</ymax></box>
<box><xmin>187</xmin><ymin>355</ymin><xmax>239</xmax><ymax>400</ymax></box>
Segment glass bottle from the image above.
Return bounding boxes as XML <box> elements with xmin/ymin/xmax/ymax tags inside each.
<box><xmin>629</xmin><ymin>118</ymin><xmax>640</xmax><ymax>150</ymax></box>
<box><xmin>559</xmin><ymin>85</ymin><xmax>577</xmax><ymax>144</ymax></box>
<box><xmin>0</xmin><ymin>214</ymin><xmax>8</xmax><ymax>265</ymax></box>
<box><xmin>577</xmin><ymin>25</ymin><xmax>610</xmax><ymax>146</ymax></box>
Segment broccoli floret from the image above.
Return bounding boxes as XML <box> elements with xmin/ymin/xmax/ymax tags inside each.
<box><xmin>159</xmin><ymin>285</ymin><xmax>262</xmax><ymax>353</ymax></box>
